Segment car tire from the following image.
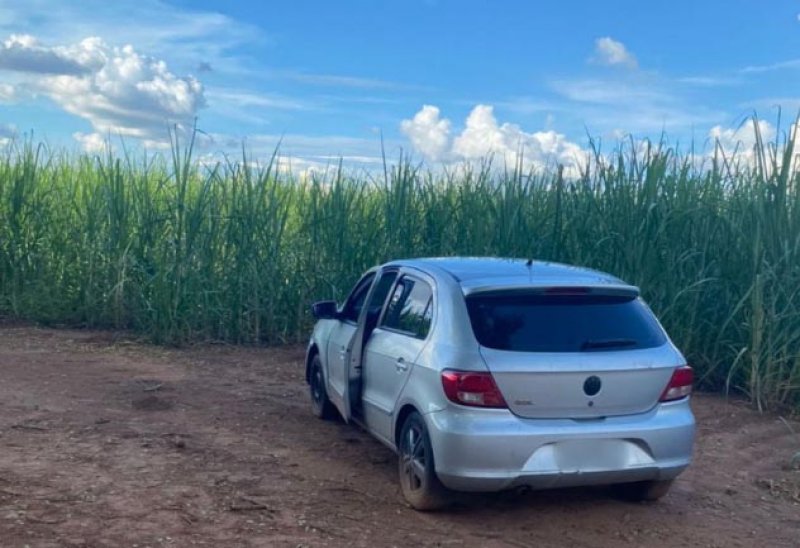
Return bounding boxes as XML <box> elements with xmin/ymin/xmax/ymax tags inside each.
<box><xmin>309</xmin><ymin>354</ymin><xmax>336</xmax><ymax>420</ymax></box>
<box><xmin>398</xmin><ymin>412</ymin><xmax>448</xmax><ymax>511</ymax></box>
<box><xmin>615</xmin><ymin>479</ymin><xmax>674</xmax><ymax>502</ymax></box>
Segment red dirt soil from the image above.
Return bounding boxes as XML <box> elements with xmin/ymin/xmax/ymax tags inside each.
<box><xmin>0</xmin><ymin>325</ymin><xmax>798</xmax><ymax>547</ymax></box>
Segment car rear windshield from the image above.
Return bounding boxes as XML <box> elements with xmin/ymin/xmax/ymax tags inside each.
<box><xmin>466</xmin><ymin>293</ymin><xmax>667</xmax><ymax>352</ymax></box>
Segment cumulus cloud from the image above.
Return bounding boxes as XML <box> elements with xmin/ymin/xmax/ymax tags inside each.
<box><xmin>400</xmin><ymin>105</ymin><xmax>452</xmax><ymax>161</ymax></box>
<box><xmin>0</xmin><ymin>1</ymin><xmax>261</xmax><ymax>78</ymax></box>
<box><xmin>0</xmin><ymin>34</ymin><xmax>91</xmax><ymax>75</ymax></box>
<box><xmin>72</xmin><ymin>131</ymin><xmax>107</xmax><ymax>153</ymax></box>
<box><xmin>0</xmin><ymin>34</ymin><xmax>206</xmax><ymax>147</ymax></box>
<box><xmin>704</xmin><ymin>118</ymin><xmax>800</xmax><ymax>177</ymax></box>
<box><xmin>708</xmin><ymin>119</ymin><xmax>781</xmax><ymax>168</ymax></box>
<box><xmin>591</xmin><ymin>37</ymin><xmax>638</xmax><ymax>69</ymax></box>
<box><xmin>401</xmin><ymin>104</ymin><xmax>586</xmax><ymax>175</ymax></box>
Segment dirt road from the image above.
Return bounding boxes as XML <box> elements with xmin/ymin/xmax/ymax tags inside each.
<box><xmin>0</xmin><ymin>325</ymin><xmax>798</xmax><ymax>547</ymax></box>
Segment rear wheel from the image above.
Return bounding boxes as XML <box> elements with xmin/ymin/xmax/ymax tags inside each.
<box><xmin>309</xmin><ymin>355</ymin><xmax>336</xmax><ymax>420</ymax></box>
<box><xmin>398</xmin><ymin>412</ymin><xmax>448</xmax><ymax>511</ymax></box>
<box><xmin>615</xmin><ymin>479</ymin><xmax>674</xmax><ymax>502</ymax></box>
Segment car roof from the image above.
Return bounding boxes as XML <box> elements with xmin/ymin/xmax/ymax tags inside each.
<box><xmin>394</xmin><ymin>257</ymin><xmax>620</xmax><ymax>282</ymax></box>
<box><xmin>387</xmin><ymin>257</ymin><xmax>635</xmax><ymax>295</ymax></box>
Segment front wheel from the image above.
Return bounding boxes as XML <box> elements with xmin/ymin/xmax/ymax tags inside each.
<box><xmin>309</xmin><ymin>355</ymin><xmax>336</xmax><ymax>420</ymax></box>
<box><xmin>398</xmin><ymin>412</ymin><xmax>448</xmax><ymax>511</ymax></box>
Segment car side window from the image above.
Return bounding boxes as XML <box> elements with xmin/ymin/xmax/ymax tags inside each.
<box><xmin>367</xmin><ymin>271</ymin><xmax>398</xmax><ymax>316</ymax></box>
<box><xmin>381</xmin><ymin>277</ymin><xmax>433</xmax><ymax>339</ymax></box>
<box><xmin>340</xmin><ymin>273</ymin><xmax>375</xmax><ymax>323</ymax></box>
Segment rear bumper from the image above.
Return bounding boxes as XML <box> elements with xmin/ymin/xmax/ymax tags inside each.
<box><xmin>426</xmin><ymin>398</ymin><xmax>695</xmax><ymax>492</ymax></box>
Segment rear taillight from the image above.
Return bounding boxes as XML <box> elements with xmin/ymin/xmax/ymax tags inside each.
<box><xmin>660</xmin><ymin>365</ymin><xmax>693</xmax><ymax>402</ymax></box>
<box><xmin>441</xmin><ymin>370</ymin><xmax>507</xmax><ymax>408</ymax></box>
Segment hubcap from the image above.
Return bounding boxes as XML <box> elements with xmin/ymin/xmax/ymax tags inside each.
<box><xmin>401</xmin><ymin>423</ymin><xmax>427</xmax><ymax>492</ymax></box>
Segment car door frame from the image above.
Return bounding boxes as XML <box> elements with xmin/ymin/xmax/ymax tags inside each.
<box><xmin>328</xmin><ymin>266</ymin><xmax>400</xmax><ymax>422</ymax></box>
<box><xmin>325</xmin><ymin>269</ymin><xmax>377</xmax><ymax>421</ymax></box>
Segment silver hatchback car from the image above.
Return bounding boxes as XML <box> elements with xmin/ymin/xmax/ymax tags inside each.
<box><xmin>306</xmin><ymin>258</ymin><xmax>695</xmax><ymax>510</ymax></box>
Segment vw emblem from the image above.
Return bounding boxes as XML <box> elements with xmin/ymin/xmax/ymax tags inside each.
<box><xmin>583</xmin><ymin>375</ymin><xmax>602</xmax><ymax>396</ymax></box>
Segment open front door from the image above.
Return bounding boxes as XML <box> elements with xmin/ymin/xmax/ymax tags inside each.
<box><xmin>326</xmin><ymin>321</ymin><xmax>358</xmax><ymax>421</ymax></box>
<box><xmin>336</xmin><ymin>268</ymin><xmax>399</xmax><ymax>422</ymax></box>
<box><xmin>324</xmin><ymin>271</ymin><xmax>376</xmax><ymax>422</ymax></box>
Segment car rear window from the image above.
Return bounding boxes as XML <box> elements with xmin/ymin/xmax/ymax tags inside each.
<box><xmin>466</xmin><ymin>293</ymin><xmax>666</xmax><ymax>352</ymax></box>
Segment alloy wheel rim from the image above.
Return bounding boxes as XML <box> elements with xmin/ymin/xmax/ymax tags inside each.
<box><xmin>401</xmin><ymin>423</ymin><xmax>426</xmax><ymax>492</ymax></box>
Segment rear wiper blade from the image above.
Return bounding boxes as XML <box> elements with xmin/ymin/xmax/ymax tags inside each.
<box><xmin>580</xmin><ymin>338</ymin><xmax>637</xmax><ymax>351</ymax></box>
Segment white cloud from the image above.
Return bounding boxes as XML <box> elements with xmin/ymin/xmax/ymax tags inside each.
<box><xmin>708</xmin><ymin>119</ymin><xmax>777</xmax><ymax>164</ymax></box>
<box><xmin>400</xmin><ymin>105</ymin><xmax>452</xmax><ymax>161</ymax></box>
<box><xmin>453</xmin><ymin>105</ymin><xmax>585</xmax><ymax>171</ymax></box>
<box><xmin>275</xmin><ymin>156</ymin><xmax>353</xmax><ymax>181</ymax></box>
<box><xmin>550</xmin><ymin>78</ymin><xmax>669</xmax><ymax>106</ymax></box>
<box><xmin>677</xmin><ymin>75</ymin><xmax>741</xmax><ymax>87</ymax></box>
<box><xmin>704</xmin><ymin>118</ymin><xmax>800</xmax><ymax>175</ymax></box>
<box><xmin>591</xmin><ymin>37</ymin><xmax>638</xmax><ymax>69</ymax></box>
<box><xmin>0</xmin><ymin>82</ymin><xmax>14</xmax><ymax>101</ymax></box>
<box><xmin>0</xmin><ymin>0</ymin><xmax>261</xmax><ymax>76</ymax></box>
<box><xmin>0</xmin><ymin>34</ymin><xmax>92</xmax><ymax>75</ymax></box>
<box><xmin>0</xmin><ymin>34</ymin><xmax>206</xmax><ymax>145</ymax></box>
<box><xmin>72</xmin><ymin>131</ymin><xmax>107</xmax><ymax>153</ymax></box>
<box><xmin>279</xmin><ymin>71</ymin><xmax>415</xmax><ymax>91</ymax></box>
<box><xmin>401</xmin><ymin>104</ymin><xmax>586</xmax><ymax>175</ymax></box>
<box><xmin>192</xmin><ymin>132</ymin><xmax>389</xmax><ymax>179</ymax></box>
<box><xmin>206</xmin><ymin>88</ymin><xmax>316</xmax><ymax>111</ymax></box>
<box><xmin>196</xmin><ymin>132</ymin><xmax>391</xmax><ymax>169</ymax></box>
<box><xmin>740</xmin><ymin>58</ymin><xmax>800</xmax><ymax>74</ymax></box>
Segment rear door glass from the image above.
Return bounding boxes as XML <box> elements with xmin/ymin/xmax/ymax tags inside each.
<box><xmin>466</xmin><ymin>294</ymin><xmax>666</xmax><ymax>352</ymax></box>
<box><xmin>381</xmin><ymin>277</ymin><xmax>433</xmax><ymax>339</ymax></box>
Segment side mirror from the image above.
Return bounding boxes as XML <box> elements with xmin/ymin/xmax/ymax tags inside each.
<box><xmin>311</xmin><ymin>300</ymin><xmax>339</xmax><ymax>320</ymax></box>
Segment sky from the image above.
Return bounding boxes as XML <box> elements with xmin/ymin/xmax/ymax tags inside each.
<box><xmin>1</xmin><ymin>0</ymin><xmax>799</xmax><ymax>172</ymax></box>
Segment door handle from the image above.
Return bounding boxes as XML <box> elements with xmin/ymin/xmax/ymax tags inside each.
<box><xmin>339</xmin><ymin>346</ymin><xmax>347</xmax><ymax>358</ymax></box>
<box><xmin>395</xmin><ymin>357</ymin><xmax>408</xmax><ymax>372</ymax></box>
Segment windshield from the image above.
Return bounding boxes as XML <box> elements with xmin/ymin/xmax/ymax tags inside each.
<box><xmin>466</xmin><ymin>293</ymin><xmax>666</xmax><ymax>352</ymax></box>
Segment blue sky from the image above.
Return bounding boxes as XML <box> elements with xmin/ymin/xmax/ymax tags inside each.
<box><xmin>1</xmin><ymin>0</ymin><xmax>799</xmax><ymax>171</ymax></box>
